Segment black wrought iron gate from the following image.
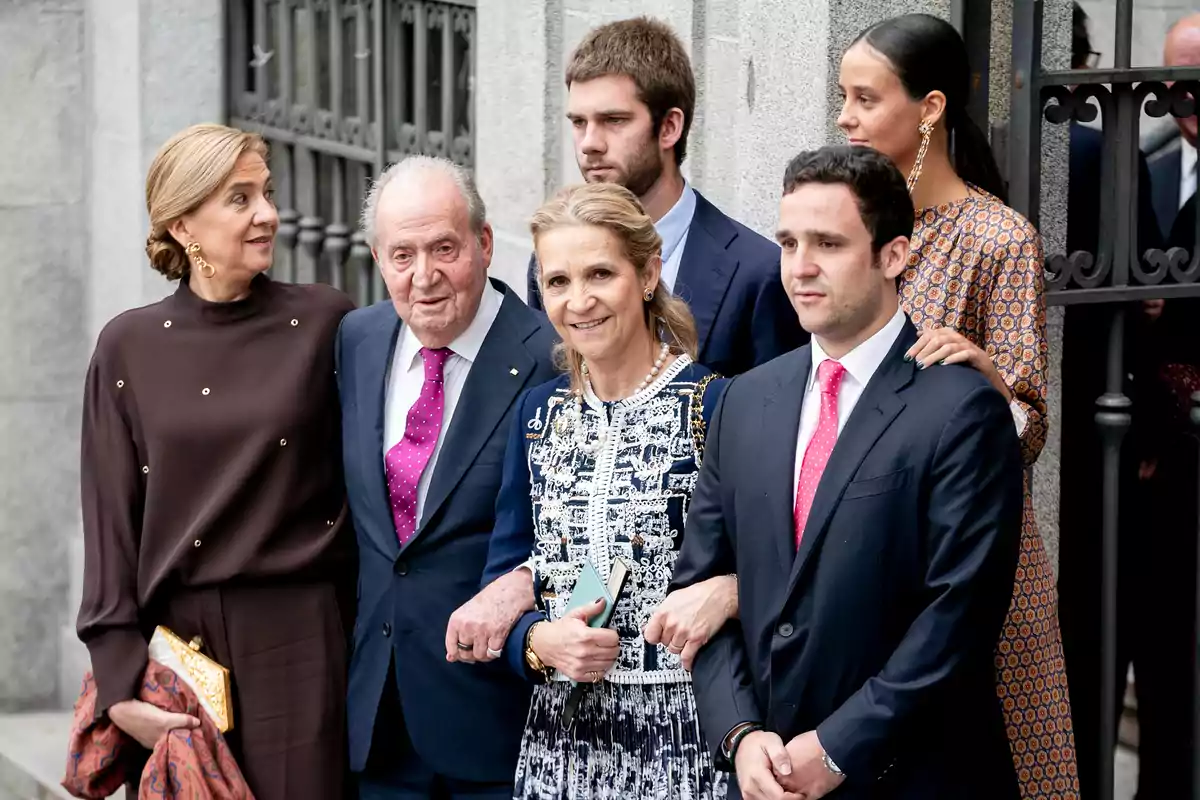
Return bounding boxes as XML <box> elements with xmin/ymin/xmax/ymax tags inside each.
<box><xmin>224</xmin><ymin>0</ymin><xmax>476</xmax><ymax>308</ymax></box>
<box><xmin>1006</xmin><ymin>1</ymin><xmax>1200</xmax><ymax>798</ymax></box>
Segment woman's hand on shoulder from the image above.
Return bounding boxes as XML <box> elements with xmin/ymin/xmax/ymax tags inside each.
<box><xmin>529</xmin><ymin>599</ymin><xmax>620</xmax><ymax>683</ymax></box>
<box><xmin>108</xmin><ymin>699</ymin><xmax>200</xmax><ymax>750</ymax></box>
<box><xmin>905</xmin><ymin>325</ymin><xmax>1012</xmax><ymax>401</ymax></box>
<box><xmin>644</xmin><ymin>574</ymin><xmax>738</xmax><ymax>671</ymax></box>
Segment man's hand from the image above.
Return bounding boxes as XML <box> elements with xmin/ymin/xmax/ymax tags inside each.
<box><xmin>108</xmin><ymin>699</ymin><xmax>199</xmax><ymax>750</ymax></box>
<box><xmin>734</xmin><ymin>730</ymin><xmax>804</xmax><ymax>800</ymax></box>
<box><xmin>445</xmin><ymin>568</ymin><xmax>535</xmax><ymax>663</ymax></box>
<box><xmin>644</xmin><ymin>575</ymin><xmax>737</xmax><ymax>670</ymax></box>
<box><xmin>777</xmin><ymin>731</ymin><xmax>845</xmax><ymax>799</ymax></box>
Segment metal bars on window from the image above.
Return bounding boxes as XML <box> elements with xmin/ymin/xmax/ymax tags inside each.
<box><xmin>226</xmin><ymin>0</ymin><xmax>476</xmax><ymax>306</ymax></box>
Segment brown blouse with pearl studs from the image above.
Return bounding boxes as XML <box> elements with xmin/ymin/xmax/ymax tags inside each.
<box><xmin>77</xmin><ymin>273</ymin><xmax>356</xmax><ymax>714</ymax></box>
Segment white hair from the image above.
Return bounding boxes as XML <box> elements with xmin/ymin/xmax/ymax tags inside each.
<box><xmin>360</xmin><ymin>155</ymin><xmax>486</xmax><ymax>248</ymax></box>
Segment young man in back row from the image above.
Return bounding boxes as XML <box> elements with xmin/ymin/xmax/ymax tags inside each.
<box><xmin>525</xmin><ymin>17</ymin><xmax>806</xmax><ymax>378</ymax></box>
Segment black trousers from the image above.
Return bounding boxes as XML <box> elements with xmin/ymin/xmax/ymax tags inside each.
<box><xmin>1060</xmin><ymin>459</ymin><xmax>1197</xmax><ymax>799</ymax></box>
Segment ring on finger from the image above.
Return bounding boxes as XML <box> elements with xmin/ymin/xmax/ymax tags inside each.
<box><xmin>590</xmin><ymin>670</ymin><xmax>602</xmax><ymax>683</ymax></box>
<box><xmin>456</xmin><ymin>641</ymin><xmax>472</xmax><ymax>652</ymax></box>
<box><xmin>486</xmin><ymin>647</ymin><xmax>502</xmax><ymax>658</ymax></box>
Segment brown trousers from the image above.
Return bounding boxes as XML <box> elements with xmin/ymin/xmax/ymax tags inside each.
<box><xmin>129</xmin><ymin>580</ymin><xmax>350</xmax><ymax>800</ymax></box>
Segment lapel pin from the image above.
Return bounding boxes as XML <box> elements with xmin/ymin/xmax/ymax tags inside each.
<box><xmin>510</xmin><ymin>367</ymin><xmax>519</xmax><ymax>376</ymax></box>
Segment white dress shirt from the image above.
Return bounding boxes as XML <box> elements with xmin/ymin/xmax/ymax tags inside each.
<box><xmin>383</xmin><ymin>283</ymin><xmax>503</xmax><ymax>525</ymax></box>
<box><xmin>656</xmin><ymin>182</ymin><xmax>698</xmax><ymax>292</ymax></box>
<box><xmin>1181</xmin><ymin>140</ymin><xmax>1197</xmax><ymax>210</ymax></box>
<box><xmin>793</xmin><ymin>308</ymin><xmax>908</xmax><ymax>504</ymax></box>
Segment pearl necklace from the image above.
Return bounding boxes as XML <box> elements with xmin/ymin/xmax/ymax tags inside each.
<box><xmin>573</xmin><ymin>342</ymin><xmax>671</xmax><ymax>454</ymax></box>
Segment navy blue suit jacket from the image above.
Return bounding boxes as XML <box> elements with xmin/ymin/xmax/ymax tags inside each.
<box><xmin>1147</xmin><ymin>134</ymin><xmax>1183</xmax><ymax>241</ymax></box>
<box><xmin>671</xmin><ymin>321</ymin><xmax>1023</xmax><ymax>800</ymax></box>
<box><xmin>526</xmin><ymin>190</ymin><xmax>807</xmax><ymax>376</ymax></box>
<box><xmin>336</xmin><ymin>280</ymin><xmax>558</xmax><ymax>782</ymax></box>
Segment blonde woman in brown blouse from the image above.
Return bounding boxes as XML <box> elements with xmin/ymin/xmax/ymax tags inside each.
<box><xmin>76</xmin><ymin>124</ymin><xmax>355</xmax><ymax>799</ymax></box>
<box><xmin>835</xmin><ymin>14</ymin><xmax>1079</xmax><ymax>800</ymax></box>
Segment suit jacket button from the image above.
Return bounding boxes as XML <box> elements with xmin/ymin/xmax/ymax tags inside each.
<box><xmin>382</xmin><ymin>623</ymin><xmax>392</xmax><ymax>637</ymax></box>
<box><xmin>394</xmin><ymin>560</ymin><xmax>409</xmax><ymax>576</ymax></box>
<box><xmin>778</xmin><ymin>622</ymin><xmax>794</xmax><ymax>637</ymax></box>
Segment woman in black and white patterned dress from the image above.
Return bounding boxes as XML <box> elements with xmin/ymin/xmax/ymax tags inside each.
<box><xmin>492</xmin><ymin>183</ymin><xmax>735</xmax><ymax>799</ymax></box>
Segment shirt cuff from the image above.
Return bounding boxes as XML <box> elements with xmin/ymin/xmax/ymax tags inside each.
<box><xmin>505</xmin><ymin>611</ymin><xmax>545</xmax><ymax>681</ymax></box>
<box><xmin>84</xmin><ymin>627</ymin><xmax>149</xmax><ymax>719</ymax></box>
<box><xmin>1010</xmin><ymin>399</ymin><xmax>1028</xmax><ymax>436</ymax></box>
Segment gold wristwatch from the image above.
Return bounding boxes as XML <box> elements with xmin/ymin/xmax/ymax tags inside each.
<box><xmin>524</xmin><ymin>621</ymin><xmax>552</xmax><ymax>681</ymax></box>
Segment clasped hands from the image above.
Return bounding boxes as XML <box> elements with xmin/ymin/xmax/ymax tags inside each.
<box><xmin>735</xmin><ymin>730</ymin><xmax>845</xmax><ymax>800</ymax></box>
<box><xmin>445</xmin><ymin>571</ymin><xmax>737</xmax><ymax>678</ymax></box>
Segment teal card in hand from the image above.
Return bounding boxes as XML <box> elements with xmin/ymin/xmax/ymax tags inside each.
<box><xmin>558</xmin><ymin>557</ymin><xmax>634</xmax><ymax>728</ymax></box>
<box><xmin>563</xmin><ymin>560</ymin><xmax>615</xmax><ymax>629</ymax></box>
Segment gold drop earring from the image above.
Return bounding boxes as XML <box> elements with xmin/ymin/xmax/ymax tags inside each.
<box><xmin>185</xmin><ymin>242</ymin><xmax>216</xmax><ymax>278</ymax></box>
<box><xmin>907</xmin><ymin>120</ymin><xmax>934</xmax><ymax>195</ymax></box>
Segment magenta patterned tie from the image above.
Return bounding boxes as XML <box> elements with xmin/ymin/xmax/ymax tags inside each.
<box><xmin>385</xmin><ymin>347</ymin><xmax>452</xmax><ymax>546</ymax></box>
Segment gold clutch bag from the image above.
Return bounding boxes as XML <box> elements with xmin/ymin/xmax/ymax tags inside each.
<box><xmin>147</xmin><ymin>626</ymin><xmax>234</xmax><ymax>733</ymax></box>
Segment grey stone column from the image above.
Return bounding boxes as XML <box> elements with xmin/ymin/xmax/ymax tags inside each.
<box><xmin>0</xmin><ymin>0</ymin><xmax>88</xmax><ymax>712</ymax></box>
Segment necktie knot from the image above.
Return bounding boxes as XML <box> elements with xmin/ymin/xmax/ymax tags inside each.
<box><xmin>817</xmin><ymin>360</ymin><xmax>846</xmax><ymax>397</ymax></box>
<box><xmin>420</xmin><ymin>347</ymin><xmax>452</xmax><ymax>382</ymax></box>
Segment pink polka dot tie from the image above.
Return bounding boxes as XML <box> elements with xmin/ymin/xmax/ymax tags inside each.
<box><xmin>794</xmin><ymin>360</ymin><xmax>847</xmax><ymax>549</ymax></box>
<box><xmin>385</xmin><ymin>347</ymin><xmax>451</xmax><ymax>546</ymax></box>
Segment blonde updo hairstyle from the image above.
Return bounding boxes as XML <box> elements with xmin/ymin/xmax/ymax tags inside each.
<box><xmin>530</xmin><ymin>183</ymin><xmax>699</xmax><ymax>395</ymax></box>
<box><xmin>145</xmin><ymin>124</ymin><xmax>269</xmax><ymax>280</ymax></box>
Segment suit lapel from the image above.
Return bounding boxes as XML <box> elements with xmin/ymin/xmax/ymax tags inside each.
<box><xmin>407</xmin><ymin>289</ymin><xmax>537</xmax><ymax>546</ymax></box>
<box><xmin>762</xmin><ymin>349</ymin><xmax>811</xmax><ymax>582</ymax></box>
<box><xmin>674</xmin><ymin>194</ymin><xmax>737</xmax><ymax>357</ymax></box>
<box><xmin>785</xmin><ymin>326</ymin><xmax>918</xmax><ymax>599</ymax></box>
<box><xmin>355</xmin><ymin>306</ymin><xmax>403</xmax><ymax>559</ymax></box>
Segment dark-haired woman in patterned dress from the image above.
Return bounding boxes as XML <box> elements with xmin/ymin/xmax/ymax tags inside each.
<box><xmin>834</xmin><ymin>14</ymin><xmax>1080</xmax><ymax>799</ymax></box>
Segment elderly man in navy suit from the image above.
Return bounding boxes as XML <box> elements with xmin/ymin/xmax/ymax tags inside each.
<box><xmin>337</xmin><ymin>155</ymin><xmax>558</xmax><ymax>798</ymax></box>
<box><xmin>672</xmin><ymin>147</ymin><xmax>1023</xmax><ymax>800</ymax></box>
<box><xmin>1148</xmin><ymin>14</ymin><xmax>1200</xmax><ymax>242</ymax></box>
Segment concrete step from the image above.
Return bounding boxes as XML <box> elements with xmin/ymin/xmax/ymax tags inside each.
<box><xmin>0</xmin><ymin>712</ymin><xmax>123</xmax><ymax>800</ymax></box>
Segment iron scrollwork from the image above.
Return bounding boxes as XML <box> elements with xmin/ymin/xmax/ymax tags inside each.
<box><xmin>1037</xmin><ymin>79</ymin><xmax>1200</xmax><ymax>298</ymax></box>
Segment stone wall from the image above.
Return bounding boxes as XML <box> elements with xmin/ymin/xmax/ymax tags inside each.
<box><xmin>0</xmin><ymin>0</ymin><xmax>88</xmax><ymax>712</ymax></box>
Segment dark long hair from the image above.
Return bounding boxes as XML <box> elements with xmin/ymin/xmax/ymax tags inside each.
<box><xmin>853</xmin><ymin>13</ymin><xmax>1007</xmax><ymax>203</ymax></box>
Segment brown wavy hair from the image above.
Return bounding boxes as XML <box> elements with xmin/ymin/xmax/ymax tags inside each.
<box><xmin>566</xmin><ymin>17</ymin><xmax>695</xmax><ymax>166</ymax></box>
<box><xmin>530</xmin><ymin>182</ymin><xmax>698</xmax><ymax>395</ymax></box>
<box><xmin>144</xmin><ymin>124</ymin><xmax>269</xmax><ymax>280</ymax></box>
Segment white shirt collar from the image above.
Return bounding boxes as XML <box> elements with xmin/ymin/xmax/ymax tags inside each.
<box><xmin>1182</xmin><ymin>141</ymin><xmax>1197</xmax><ymax>209</ymax></box>
<box><xmin>397</xmin><ymin>281</ymin><xmax>504</xmax><ymax>371</ymax></box>
<box><xmin>808</xmin><ymin>306</ymin><xmax>909</xmax><ymax>391</ymax></box>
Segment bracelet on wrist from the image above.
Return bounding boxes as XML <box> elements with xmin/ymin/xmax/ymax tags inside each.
<box><xmin>724</xmin><ymin>722</ymin><xmax>763</xmax><ymax>763</ymax></box>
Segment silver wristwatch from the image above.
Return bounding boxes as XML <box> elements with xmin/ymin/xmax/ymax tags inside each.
<box><xmin>822</xmin><ymin>750</ymin><xmax>844</xmax><ymax>776</ymax></box>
